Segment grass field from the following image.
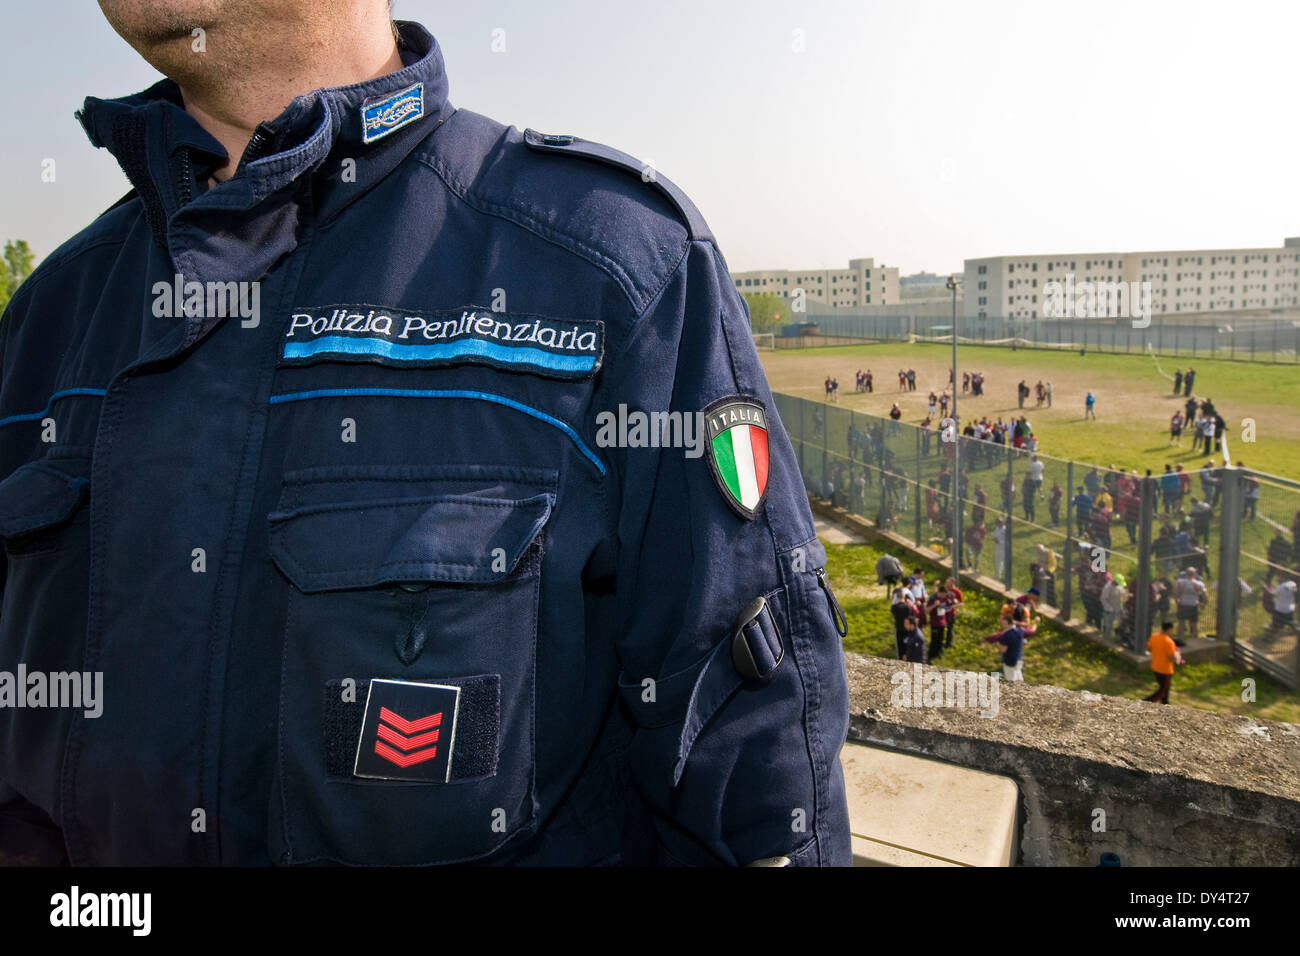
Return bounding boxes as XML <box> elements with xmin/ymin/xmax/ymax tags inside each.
<box><xmin>763</xmin><ymin>339</ymin><xmax>1300</xmax><ymax>718</ymax></box>
<box><xmin>764</xmin><ymin>343</ymin><xmax>1300</xmax><ymax>640</ymax></box>
<box><xmin>761</xmin><ymin>341</ymin><xmax>1300</xmax><ymax>479</ymax></box>
<box><xmin>823</xmin><ymin>537</ymin><xmax>1300</xmax><ymax>723</ymax></box>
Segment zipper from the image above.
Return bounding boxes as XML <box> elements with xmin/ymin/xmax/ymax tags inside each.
<box><xmin>177</xmin><ymin>147</ymin><xmax>194</xmax><ymax>206</ymax></box>
<box><xmin>240</xmin><ymin>123</ymin><xmax>275</xmax><ymax>168</ymax></box>
<box><xmin>815</xmin><ymin>567</ymin><xmax>848</xmax><ymax>637</ymax></box>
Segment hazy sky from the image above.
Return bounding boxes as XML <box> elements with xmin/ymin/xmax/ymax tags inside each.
<box><xmin>1</xmin><ymin>0</ymin><xmax>1296</xmax><ymax>275</ymax></box>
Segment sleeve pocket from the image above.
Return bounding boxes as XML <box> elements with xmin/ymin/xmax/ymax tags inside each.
<box><xmin>0</xmin><ymin>460</ymin><xmax>88</xmax><ymax>539</ymax></box>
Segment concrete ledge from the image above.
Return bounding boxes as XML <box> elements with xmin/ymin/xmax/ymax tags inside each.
<box><xmin>841</xmin><ymin>742</ymin><xmax>1018</xmax><ymax>866</ymax></box>
<box><xmin>844</xmin><ymin>653</ymin><xmax>1300</xmax><ymax>865</ymax></box>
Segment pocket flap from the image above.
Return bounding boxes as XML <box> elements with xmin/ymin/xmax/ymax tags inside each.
<box><xmin>0</xmin><ymin>460</ymin><xmax>89</xmax><ymax>537</ymax></box>
<box><xmin>268</xmin><ymin>493</ymin><xmax>554</xmax><ymax>592</ymax></box>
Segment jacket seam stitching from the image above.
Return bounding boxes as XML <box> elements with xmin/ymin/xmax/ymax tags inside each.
<box><xmin>4</xmin><ymin>235</ymin><xmax>135</xmax><ymax>314</ymax></box>
<box><xmin>598</xmin><ymin>241</ymin><xmax>691</xmax><ymax>382</ymax></box>
<box><xmin>778</xmin><ymin>536</ymin><xmax>829</xmax><ymax>866</ymax></box>
<box><xmin>413</xmin><ymin>150</ymin><xmax>680</xmax><ymax>315</ymax></box>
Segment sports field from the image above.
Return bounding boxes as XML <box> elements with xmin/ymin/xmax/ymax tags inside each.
<box><xmin>761</xmin><ymin>341</ymin><xmax>1300</xmax><ymax>480</ymax></box>
<box><xmin>763</xmin><ymin>338</ymin><xmax>1300</xmax><ymax>710</ymax></box>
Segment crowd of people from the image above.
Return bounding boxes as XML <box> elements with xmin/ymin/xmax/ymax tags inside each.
<box><xmin>878</xmin><ymin>556</ymin><xmax>966</xmax><ymax>664</ymax></box>
<box><xmin>827</xmin><ymin>367</ymin><xmax>993</xmax><ymax>398</ymax></box>
<box><xmin>930</xmin><ymin>490</ymin><xmax>1281</xmax><ymax>674</ymax></box>
<box><xmin>1168</xmin><ymin>395</ymin><xmax>1226</xmax><ymax>455</ymax></box>
<box><xmin>961</xmin><ymin>416</ymin><xmax>1040</xmax><ymax>461</ymax></box>
<box><xmin>809</xmin><ymin>360</ymin><xmax>1300</xmax><ymax>709</ymax></box>
<box><xmin>1016</xmin><ymin>379</ymin><xmax>1053</xmax><ymax>408</ymax></box>
<box><xmin>878</xmin><ymin>551</ymin><xmax>1044</xmax><ymax>680</ymax></box>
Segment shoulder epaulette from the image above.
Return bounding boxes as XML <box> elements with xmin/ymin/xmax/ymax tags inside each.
<box><xmin>522</xmin><ymin>128</ymin><xmax>712</xmax><ymax>242</ymax></box>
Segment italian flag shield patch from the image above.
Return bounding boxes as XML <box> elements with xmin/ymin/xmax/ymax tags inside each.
<box><xmin>704</xmin><ymin>397</ymin><xmax>770</xmax><ymax>519</ymax></box>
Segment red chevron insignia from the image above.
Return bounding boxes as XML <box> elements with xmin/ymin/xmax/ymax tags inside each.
<box><xmin>378</xmin><ymin>706</ymin><xmax>442</xmax><ymax>734</ymax></box>
<box><xmin>353</xmin><ymin>680</ymin><xmax>460</xmax><ymax>781</ymax></box>
<box><xmin>376</xmin><ymin>722</ymin><xmax>441</xmax><ymax>751</ymax></box>
<box><xmin>374</xmin><ymin>740</ymin><xmax>439</xmax><ymax>767</ymax></box>
<box><xmin>374</xmin><ymin>707</ymin><xmax>443</xmax><ymax>767</ymax></box>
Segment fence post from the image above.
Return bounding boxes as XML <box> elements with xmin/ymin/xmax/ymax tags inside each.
<box><xmin>877</xmin><ymin>447</ymin><xmax>888</xmax><ymax>525</ymax></box>
<box><xmin>801</xmin><ymin>399</ymin><xmax>809</xmax><ymax>480</ymax></box>
<box><xmin>821</xmin><ymin>416</ymin><xmax>828</xmax><ymax>498</ymax></box>
<box><xmin>914</xmin><ymin>425</ymin><xmax>922</xmax><ymax>546</ymax></box>
<box><xmin>1063</xmin><ymin>461</ymin><xmax>1074</xmax><ymax>620</ymax></box>
<box><xmin>953</xmin><ymin>434</ymin><xmax>963</xmax><ymax>585</ymax></box>
<box><xmin>1217</xmin><ymin>468</ymin><xmax>1243</xmax><ymax>645</ymax></box>
<box><xmin>848</xmin><ymin>455</ymin><xmax>857</xmax><ymax>519</ymax></box>
<box><xmin>794</xmin><ymin>400</ymin><xmax>803</xmax><ymax>480</ymax></box>
<box><xmin>1004</xmin><ymin>446</ymin><xmax>1014</xmax><ymax>589</ymax></box>
<box><xmin>1134</xmin><ymin>476</ymin><xmax>1155</xmax><ymax>651</ymax></box>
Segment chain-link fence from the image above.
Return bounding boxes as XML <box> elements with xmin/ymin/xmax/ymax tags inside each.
<box><xmin>788</xmin><ymin>313</ymin><xmax>1300</xmax><ymax>364</ymax></box>
<box><xmin>1226</xmin><ymin>472</ymin><xmax>1300</xmax><ymax>686</ymax></box>
<box><xmin>778</xmin><ymin>392</ymin><xmax>1300</xmax><ymax>688</ymax></box>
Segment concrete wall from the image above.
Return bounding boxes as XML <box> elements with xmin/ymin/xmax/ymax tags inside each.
<box><xmin>844</xmin><ymin>654</ymin><xmax>1300</xmax><ymax>866</ymax></box>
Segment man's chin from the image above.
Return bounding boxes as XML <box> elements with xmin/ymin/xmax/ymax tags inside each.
<box><xmin>99</xmin><ymin>0</ymin><xmax>219</xmax><ymax>46</ymax></box>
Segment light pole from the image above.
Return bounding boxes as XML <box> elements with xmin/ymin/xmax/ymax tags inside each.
<box><xmin>947</xmin><ymin>275</ymin><xmax>961</xmax><ymax>585</ymax></box>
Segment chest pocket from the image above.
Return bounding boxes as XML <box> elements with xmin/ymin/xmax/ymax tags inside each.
<box><xmin>0</xmin><ymin>455</ymin><xmax>93</xmax><ymax>814</ymax></box>
<box><xmin>266</xmin><ymin>465</ymin><xmax>557</xmax><ymax>865</ymax></box>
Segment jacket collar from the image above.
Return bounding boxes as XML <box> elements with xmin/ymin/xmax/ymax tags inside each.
<box><xmin>76</xmin><ymin>20</ymin><xmax>450</xmax><ymax>260</ymax></box>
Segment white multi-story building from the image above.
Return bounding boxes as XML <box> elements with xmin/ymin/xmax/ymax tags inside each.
<box><xmin>730</xmin><ymin>258</ymin><xmax>900</xmax><ymax>309</ymax></box>
<box><xmin>964</xmin><ymin>238</ymin><xmax>1300</xmax><ymax>320</ymax></box>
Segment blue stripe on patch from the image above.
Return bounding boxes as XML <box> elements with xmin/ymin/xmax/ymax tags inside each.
<box><xmin>361</xmin><ymin>82</ymin><xmax>424</xmax><ymax>143</ymax></box>
<box><xmin>282</xmin><ymin>335</ymin><xmax>597</xmax><ymax>374</ymax></box>
<box><xmin>267</xmin><ymin>387</ymin><xmax>607</xmax><ymax>476</ymax></box>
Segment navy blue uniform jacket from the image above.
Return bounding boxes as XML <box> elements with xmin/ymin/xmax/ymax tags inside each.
<box><xmin>0</xmin><ymin>22</ymin><xmax>851</xmax><ymax>866</ymax></box>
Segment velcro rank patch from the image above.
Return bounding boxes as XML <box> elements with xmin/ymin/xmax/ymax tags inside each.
<box><xmin>280</xmin><ymin>305</ymin><xmax>604</xmax><ymax>381</ymax></box>
<box><xmin>325</xmin><ymin>675</ymin><xmax>500</xmax><ymax>783</ymax></box>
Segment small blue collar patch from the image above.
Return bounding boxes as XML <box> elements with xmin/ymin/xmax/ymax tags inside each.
<box><xmin>361</xmin><ymin>82</ymin><xmax>425</xmax><ymax>144</ymax></box>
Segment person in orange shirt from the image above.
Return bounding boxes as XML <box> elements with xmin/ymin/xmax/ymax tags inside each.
<box><xmin>1143</xmin><ymin>621</ymin><xmax>1185</xmax><ymax>704</ymax></box>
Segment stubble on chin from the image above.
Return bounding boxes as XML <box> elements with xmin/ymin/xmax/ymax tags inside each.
<box><xmin>98</xmin><ymin>0</ymin><xmax>232</xmax><ymax>87</ymax></box>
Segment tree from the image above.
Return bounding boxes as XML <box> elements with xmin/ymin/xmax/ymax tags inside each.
<box><xmin>0</xmin><ymin>240</ymin><xmax>36</xmax><ymax>315</ymax></box>
<box><xmin>742</xmin><ymin>292</ymin><xmax>787</xmax><ymax>334</ymax></box>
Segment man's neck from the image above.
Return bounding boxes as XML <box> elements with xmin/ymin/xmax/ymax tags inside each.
<box><xmin>179</xmin><ymin>27</ymin><xmax>405</xmax><ymax>183</ymax></box>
